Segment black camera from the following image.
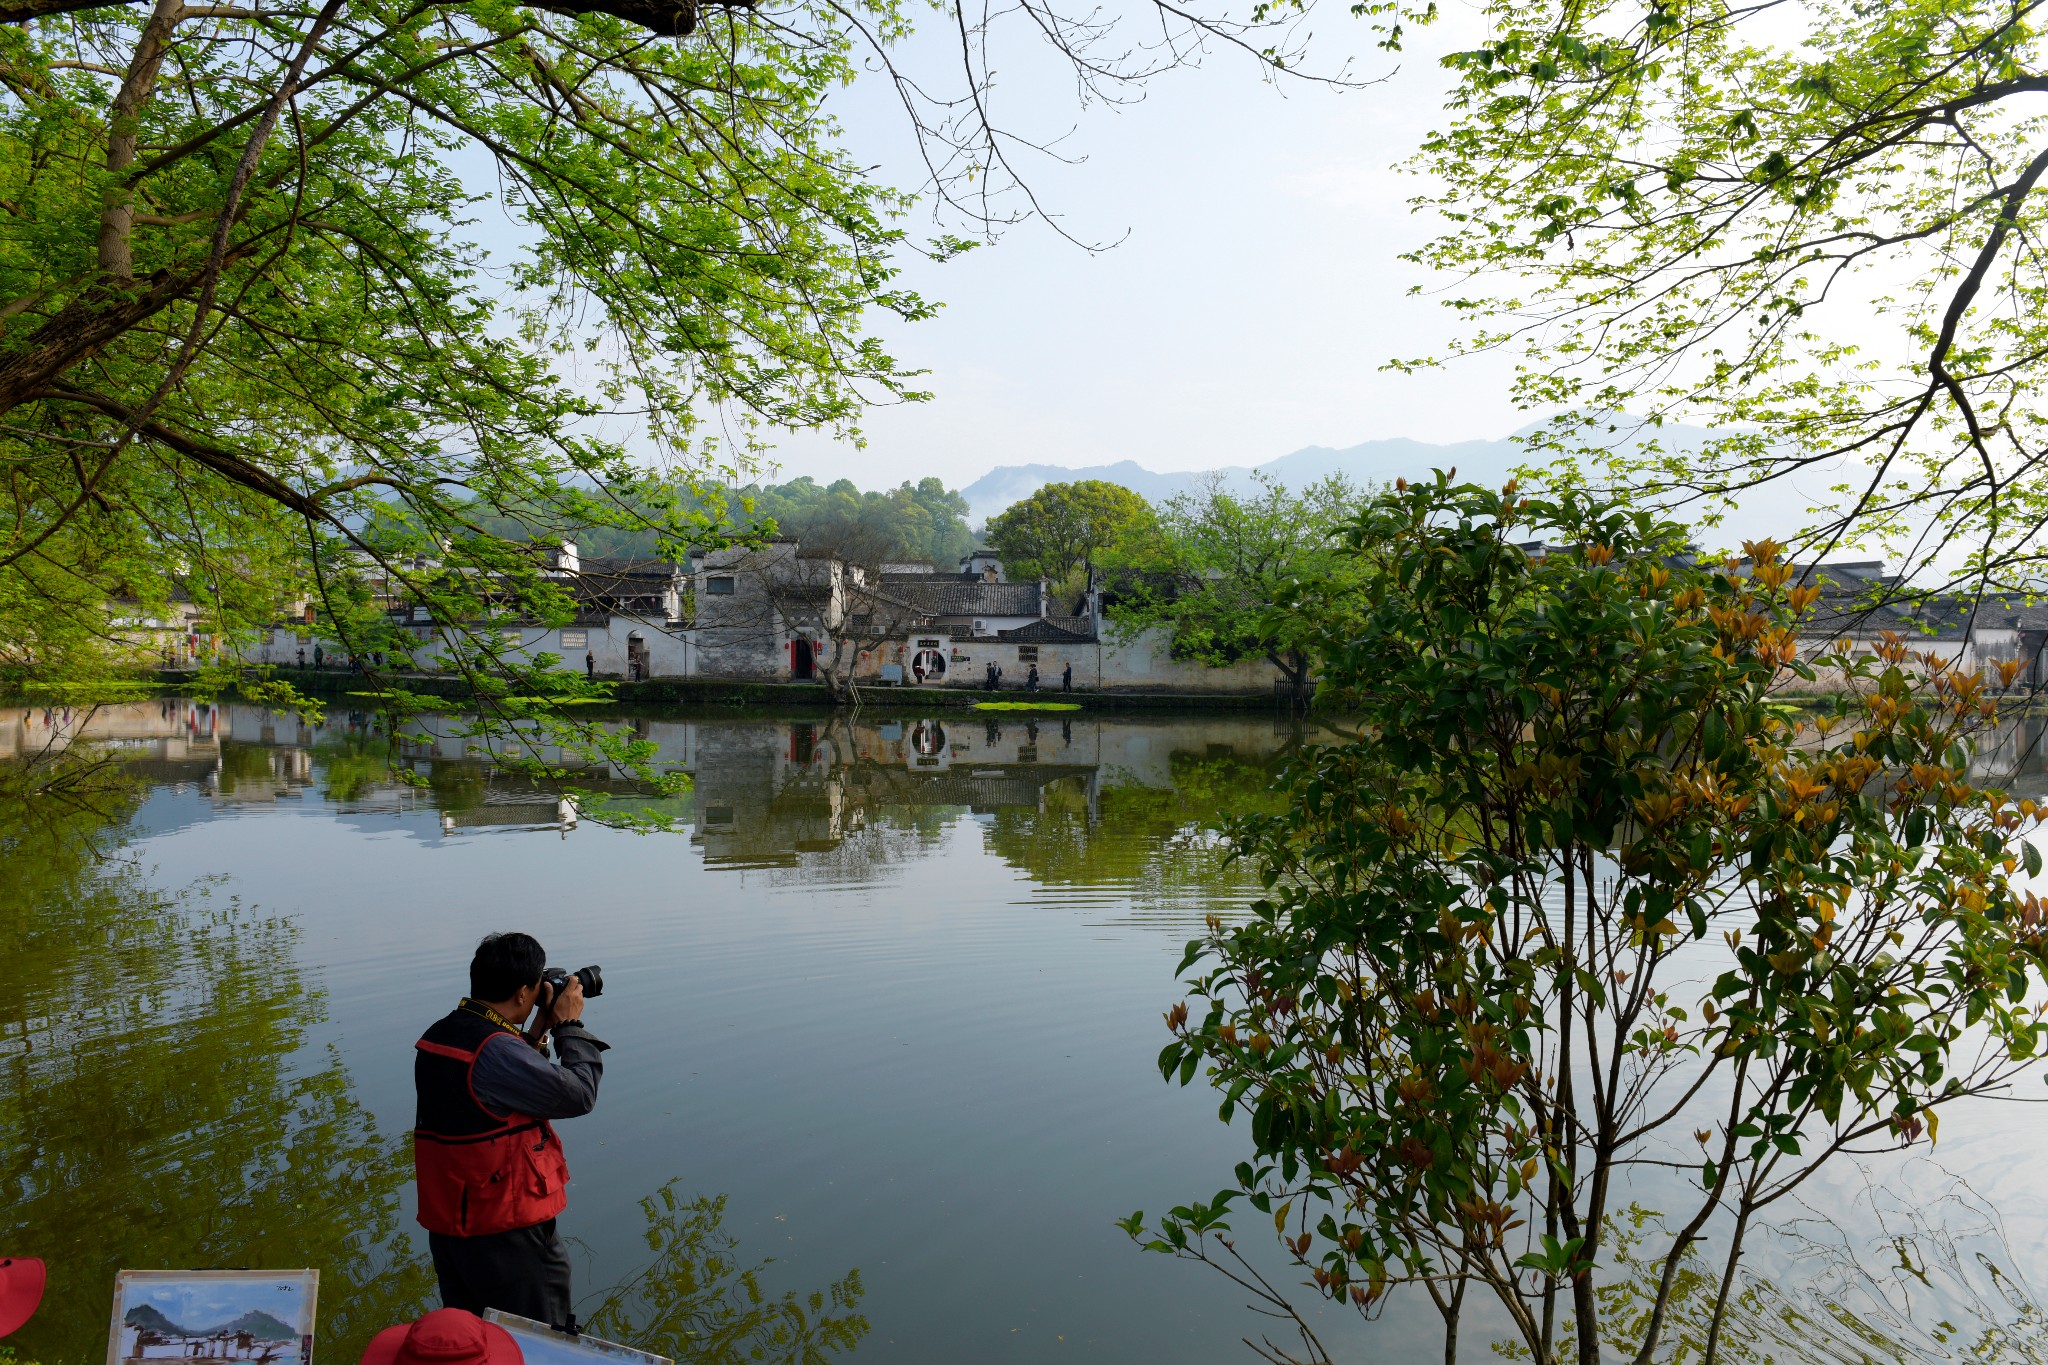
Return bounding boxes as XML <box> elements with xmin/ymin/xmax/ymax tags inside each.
<box><xmin>539</xmin><ymin>964</ymin><xmax>603</xmax><ymax>1014</ymax></box>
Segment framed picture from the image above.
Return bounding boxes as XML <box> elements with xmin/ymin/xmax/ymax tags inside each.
<box><xmin>482</xmin><ymin>1311</ymin><xmax>674</xmax><ymax>1365</ymax></box>
<box><xmin>107</xmin><ymin>1269</ymin><xmax>318</xmax><ymax>1365</ymax></box>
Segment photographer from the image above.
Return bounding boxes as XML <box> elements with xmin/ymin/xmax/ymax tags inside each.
<box><xmin>413</xmin><ymin>932</ymin><xmax>607</xmax><ymax>1325</ymax></box>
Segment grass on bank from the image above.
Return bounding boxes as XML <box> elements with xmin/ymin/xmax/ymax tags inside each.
<box><xmin>342</xmin><ymin>692</ymin><xmax>609</xmax><ymax>705</ymax></box>
<box><xmin>15</xmin><ymin>679</ymin><xmax>169</xmax><ymax>701</ymax></box>
<box><xmin>973</xmin><ymin>701</ymin><xmax>1082</xmax><ymax>712</ymax></box>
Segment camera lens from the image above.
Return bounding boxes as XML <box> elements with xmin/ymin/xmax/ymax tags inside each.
<box><xmin>576</xmin><ymin>965</ymin><xmax>604</xmax><ymax>998</ymax></box>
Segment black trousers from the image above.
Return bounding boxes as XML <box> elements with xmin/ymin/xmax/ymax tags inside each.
<box><xmin>429</xmin><ymin>1219</ymin><xmax>574</xmax><ymax>1326</ymax></box>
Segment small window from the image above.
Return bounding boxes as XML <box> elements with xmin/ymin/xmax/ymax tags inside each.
<box><xmin>706</xmin><ymin>576</ymin><xmax>736</xmax><ymax>595</ymax></box>
<box><xmin>501</xmin><ymin>630</ymin><xmax>523</xmax><ymax>646</ymax></box>
<box><xmin>1017</xmin><ymin>646</ymin><xmax>1039</xmax><ymax>663</ymax></box>
<box><xmin>560</xmin><ymin>629</ymin><xmax>588</xmax><ymax>648</ymax></box>
<box><xmin>411</xmin><ymin>605</ymin><xmax>430</xmax><ymax>623</ymax></box>
<box><xmin>705</xmin><ymin>805</ymin><xmax>734</xmax><ymax>825</ymax></box>
<box><xmin>262</xmin><ymin>629</ymin><xmax>276</xmax><ymax>645</ymax></box>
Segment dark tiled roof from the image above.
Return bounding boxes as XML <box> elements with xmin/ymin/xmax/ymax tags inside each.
<box><xmin>577</xmin><ymin>556</ymin><xmax>680</xmax><ymax>580</ymax></box>
<box><xmin>1796</xmin><ymin>588</ymin><xmax>2026</xmax><ymax>642</ymax></box>
<box><xmin>884</xmin><ymin>578</ymin><xmax>1041</xmax><ymax>617</ymax></box>
<box><xmin>998</xmin><ymin>617</ymin><xmax>1097</xmax><ymax>644</ymax></box>
<box><xmin>842</xmin><ymin>602</ymin><xmax>936</xmax><ymax>637</ymax></box>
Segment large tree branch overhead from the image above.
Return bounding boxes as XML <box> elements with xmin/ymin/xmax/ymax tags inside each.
<box><xmin>0</xmin><ymin>266</ymin><xmax>229</xmax><ymax>419</ymax></box>
<box><xmin>0</xmin><ymin>0</ymin><xmax>755</xmax><ymax>33</ymax></box>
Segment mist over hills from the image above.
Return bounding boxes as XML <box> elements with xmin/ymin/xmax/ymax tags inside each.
<box><xmin>957</xmin><ymin>425</ymin><xmax>1725</xmax><ymax>524</ymax></box>
<box><xmin>957</xmin><ymin>423</ymin><xmax>1815</xmax><ymax>551</ymax></box>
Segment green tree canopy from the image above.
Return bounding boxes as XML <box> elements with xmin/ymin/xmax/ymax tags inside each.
<box><xmin>0</xmin><ymin>0</ymin><xmax>1327</xmax><ymax>708</ymax></box>
<box><xmin>1132</xmin><ymin>481</ymin><xmax>2048</xmax><ymax>1365</ymax></box>
<box><xmin>1404</xmin><ymin>0</ymin><xmax>2048</xmax><ymax>589</ymax></box>
<box><xmin>469</xmin><ymin>475</ymin><xmax>974</xmax><ymax>567</ymax></box>
<box><xmin>0</xmin><ymin>0</ymin><xmax>940</xmax><ymax>689</ymax></box>
<box><xmin>0</xmin><ymin>740</ymin><xmax>431</xmax><ymax>1362</ymax></box>
<box><xmin>736</xmin><ymin>475</ymin><xmax>973</xmax><ymax>567</ymax></box>
<box><xmin>1104</xmin><ymin>471</ymin><xmax>1362</xmax><ymax>696</ymax></box>
<box><xmin>984</xmin><ymin>479</ymin><xmax>1158</xmax><ymax>584</ymax></box>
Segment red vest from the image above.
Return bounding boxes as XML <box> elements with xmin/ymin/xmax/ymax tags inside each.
<box><xmin>413</xmin><ymin>1006</ymin><xmax>571</xmax><ymax>1237</ymax></box>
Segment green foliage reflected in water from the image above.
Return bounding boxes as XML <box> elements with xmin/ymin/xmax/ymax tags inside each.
<box><xmin>0</xmin><ymin>747</ymin><xmax>434</xmax><ymax>1363</ymax></box>
<box><xmin>585</xmin><ymin>1184</ymin><xmax>868</xmax><ymax>1365</ymax></box>
<box><xmin>984</xmin><ymin>750</ymin><xmax>1289</xmax><ymax>897</ymax></box>
<box><xmin>1</xmin><ymin>741</ymin><xmax>870</xmax><ymax>1365</ymax></box>
<box><xmin>1497</xmin><ymin>1173</ymin><xmax>2048</xmax><ymax>1365</ymax></box>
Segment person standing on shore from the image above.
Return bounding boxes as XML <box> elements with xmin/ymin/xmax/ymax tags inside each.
<box><xmin>1062</xmin><ymin>662</ymin><xmax>1072</xmax><ymax>692</ymax></box>
<box><xmin>413</xmin><ymin>933</ymin><xmax>607</xmax><ymax>1327</ymax></box>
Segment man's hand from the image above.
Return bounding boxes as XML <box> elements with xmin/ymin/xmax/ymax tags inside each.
<box><xmin>550</xmin><ymin>972</ymin><xmax>586</xmax><ymax>1026</ymax></box>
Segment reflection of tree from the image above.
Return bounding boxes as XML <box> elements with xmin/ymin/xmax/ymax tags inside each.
<box><xmin>313</xmin><ymin>730</ymin><xmax>405</xmax><ymax>803</ymax></box>
<box><xmin>760</xmin><ymin>804</ymin><xmax>954</xmax><ymax>886</ymax></box>
<box><xmin>982</xmin><ymin>753</ymin><xmax>1286</xmax><ymax>901</ymax></box>
<box><xmin>582</xmin><ymin>1183</ymin><xmax>867</xmax><ymax>1365</ymax></box>
<box><xmin>1503</xmin><ymin>1168</ymin><xmax>2048</xmax><ymax>1364</ymax></box>
<box><xmin>0</xmin><ymin>748</ymin><xmax>433</xmax><ymax>1364</ymax></box>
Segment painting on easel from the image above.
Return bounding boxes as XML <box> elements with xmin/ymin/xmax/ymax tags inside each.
<box><xmin>106</xmin><ymin>1270</ymin><xmax>318</xmax><ymax>1365</ymax></box>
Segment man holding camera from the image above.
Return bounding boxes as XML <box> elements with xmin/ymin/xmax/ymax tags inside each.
<box><xmin>413</xmin><ymin>933</ymin><xmax>607</xmax><ymax>1326</ymax></box>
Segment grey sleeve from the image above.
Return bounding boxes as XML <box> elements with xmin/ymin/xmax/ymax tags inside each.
<box><xmin>470</xmin><ymin>1025</ymin><xmax>608</xmax><ymax>1120</ymax></box>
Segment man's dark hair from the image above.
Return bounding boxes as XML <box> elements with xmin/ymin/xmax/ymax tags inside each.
<box><xmin>471</xmin><ymin>932</ymin><xmax>546</xmax><ymax>1001</ymax></box>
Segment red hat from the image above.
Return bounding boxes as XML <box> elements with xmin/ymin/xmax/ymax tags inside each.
<box><xmin>0</xmin><ymin>1258</ymin><xmax>45</xmax><ymax>1338</ymax></box>
<box><xmin>361</xmin><ymin>1310</ymin><xmax>523</xmax><ymax>1365</ymax></box>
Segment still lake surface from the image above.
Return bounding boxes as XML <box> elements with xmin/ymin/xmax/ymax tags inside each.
<box><xmin>6</xmin><ymin>699</ymin><xmax>2048</xmax><ymax>1364</ymax></box>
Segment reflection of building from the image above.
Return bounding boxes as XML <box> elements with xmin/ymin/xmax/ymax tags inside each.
<box><xmin>4</xmin><ymin>701</ymin><xmax>1322</xmax><ymax>859</ymax></box>
<box><xmin>0</xmin><ymin>698</ymin><xmax>224</xmax><ymax>778</ymax></box>
<box><xmin>212</xmin><ymin>744</ymin><xmax>315</xmax><ymax>804</ymax></box>
<box><xmin>441</xmin><ymin>794</ymin><xmax>579</xmax><ymax>836</ymax></box>
<box><xmin>684</xmin><ymin>714</ymin><xmax>1283</xmax><ymax>866</ymax></box>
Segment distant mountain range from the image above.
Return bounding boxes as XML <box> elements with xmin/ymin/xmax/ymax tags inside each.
<box><xmin>955</xmin><ymin>423</ymin><xmax>1808</xmax><ymax>546</ymax></box>
<box><xmin>958</xmin><ymin>423</ymin><xmax>1728</xmax><ymax>527</ymax></box>
<box><xmin>126</xmin><ymin>1303</ymin><xmax>297</xmax><ymax>1341</ymax></box>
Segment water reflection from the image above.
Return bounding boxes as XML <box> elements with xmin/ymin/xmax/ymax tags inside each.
<box><xmin>583</xmin><ymin>1185</ymin><xmax>868</xmax><ymax>1364</ymax></box>
<box><xmin>0</xmin><ymin>701</ymin><xmax>1300</xmax><ymax>887</ymax></box>
<box><xmin>0</xmin><ymin>701</ymin><xmax>1298</xmax><ymax>1365</ymax></box>
<box><xmin>0</xmin><ymin>733</ymin><xmax>874</xmax><ymax>1365</ymax></box>
<box><xmin>0</xmin><ymin>743</ymin><xmax>433</xmax><ymax>1364</ymax></box>
<box><xmin>14</xmin><ymin>700</ymin><xmax>2048</xmax><ymax>1362</ymax></box>
<box><xmin>1549</xmin><ymin>1166</ymin><xmax>2048</xmax><ymax>1364</ymax></box>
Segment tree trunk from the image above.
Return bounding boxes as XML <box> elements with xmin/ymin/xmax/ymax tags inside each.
<box><xmin>100</xmin><ymin>0</ymin><xmax>183</xmax><ymax>278</ymax></box>
<box><xmin>1268</xmin><ymin>648</ymin><xmax>1312</xmax><ymax>713</ymax></box>
<box><xmin>1572</xmin><ymin>1265</ymin><xmax>1600</xmax><ymax>1365</ymax></box>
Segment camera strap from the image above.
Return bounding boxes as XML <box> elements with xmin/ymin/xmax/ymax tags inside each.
<box><xmin>457</xmin><ymin>998</ymin><xmax>524</xmax><ymax>1036</ymax></box>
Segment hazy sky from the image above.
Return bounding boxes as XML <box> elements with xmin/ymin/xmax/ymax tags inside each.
<box><xmin>759</xmin><ymin>3</ymin><xmax>1521</xmax><ymax>490</ymax></box>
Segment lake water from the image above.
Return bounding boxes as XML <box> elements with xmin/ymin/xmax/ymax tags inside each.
<box><xmin>6</xmin><ymin>699</ymin><xmax>2048</xmax><ymax>1365</ymax></box>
